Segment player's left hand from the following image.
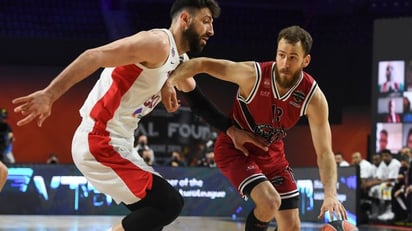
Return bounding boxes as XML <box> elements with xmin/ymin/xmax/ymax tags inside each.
<box><xmin>226</xmin><ymin>126</ymin><xmax>268</xmax><ymax>156</ymax></box>
<box><xmin>161</xmin><ymin>79</ymin><xmax>180</xmax><ymax>112</ymax></box>
<box><xmin>318</xmin><ymin>196</ymin><xmax>347</xmax><ymax>221</ymax></box>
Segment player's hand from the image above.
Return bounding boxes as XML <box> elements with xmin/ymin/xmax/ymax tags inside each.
<box><xmin>226</xmin><ymin>126</ymin><xmax>268</xmax><ymax>156</ymax></box>
<box><xmin>318</xmin><ymin>196</ymin><xmax>347</xmax><ymax>221</ymax></box>
<box><xmin>161</xmin><ymin>79</ymin><xmax>180</xmax><ymax>112</ymax></box>
<box><xmin>12</xmin><ymin>90</ymin><xmax>53</xmax><ymax>127</ymax></box>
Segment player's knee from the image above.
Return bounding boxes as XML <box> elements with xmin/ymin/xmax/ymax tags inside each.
<box><xmin>265</xmin><ymin>197</ymin><xmax>281</xmax><ymax>217</ymax></box>
<box><xmin>255</xmin><ymin>196</ymin><xmax>281</xmax><ymax>221</ymax></box>
<box><xmin>168</xmin><ymin>188</ymin><xmax>184</xmax><ymax>214</ymax></box>
<box><xmin>162</xmin><ymin>188</ymin><xmax>184</xmax><ymax>225</ymax></box>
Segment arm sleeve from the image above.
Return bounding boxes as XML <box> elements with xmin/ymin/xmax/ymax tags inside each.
<box><xmin>182</xmin><ymin>86</ymin><xmax>232</xmax><ymax>132</ymax></box>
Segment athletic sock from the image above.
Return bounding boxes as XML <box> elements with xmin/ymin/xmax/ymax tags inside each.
<box><xmin>245</xmin><ymin>210</ymin><xmax>269</xmax><ymax>231</ymax></box>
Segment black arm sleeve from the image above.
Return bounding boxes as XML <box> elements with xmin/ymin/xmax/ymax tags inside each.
<box><xmin>182</xmin><ymin>86</ymin><xmax>232</xmax><ymax>132</ymax></box>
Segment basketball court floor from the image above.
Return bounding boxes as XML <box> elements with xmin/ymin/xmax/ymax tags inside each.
<box><xmin>0</xmin><ymin>215</ymin><xmax>410</xmax><ymax>231</ymax></box>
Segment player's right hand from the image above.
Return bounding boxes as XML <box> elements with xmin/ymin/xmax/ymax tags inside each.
<box><xmin>161</xmin><ymin>79</ymin><xmax>180</xmax><ymax>113</ymax></box>
<box><xmin>12</xmin><ymin>90</ymin><xmax>53</xmax><ymax>127</ymax></box>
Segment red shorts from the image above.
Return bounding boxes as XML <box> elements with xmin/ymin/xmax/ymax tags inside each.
<box><xmin>214</xmin><ymin>133</ymin><xmax>299</xmax><ymax>200</ymax></box>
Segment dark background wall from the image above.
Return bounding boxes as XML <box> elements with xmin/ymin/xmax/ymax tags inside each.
<box><xmin>1</xmin><ymin>0</ymin><xmax>411</xmax><ymax>165</ymax></box>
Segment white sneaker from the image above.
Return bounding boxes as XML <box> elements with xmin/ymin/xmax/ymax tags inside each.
<box><xmin>377</xmin><ymin>211</ymin><xmax>394</xmax><ymax>221</ymax></box>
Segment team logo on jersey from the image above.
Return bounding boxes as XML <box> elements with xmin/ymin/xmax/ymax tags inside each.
<box><xmin>270</xmin><ymin>176</ymin><xmax>284</xmax><ymax>186</ymax></box>
<box><xmin>132</xmin><ymin>95</ymin><xmax>161</xmax><ymax>118</ymax></box>
<box><xmin>144</xmin><ymin>95</ymin><xmax>161</xmax><ymax>108</ymax></box>
<box><xmin>290</xmin><ymin>90</ymin><xmax>305</xmax><ymax>108</ymax></box>
<box><xmin>255</xmin><ymin>124</ymin><xmax>286</xmax><ymax>144</ymax></box>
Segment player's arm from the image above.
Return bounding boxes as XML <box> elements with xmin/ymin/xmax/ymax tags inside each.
<box><xmin>170</xmin><ymin>57</ymin><xmax>256</xmax><ymax>97</ymax></box>
<box><xmin>12</xmin><ymin>30</ymin><xmax>169</xmax><ymax>127</ymax></box>
<box><xmin>164</xmin><ymin>57</ymin><xmax>256</xmax><ymax>111</ymax></box>
<box><xmin>161</xmin><ymin>58</ymin><xmax>267</xmax><ymax>154</ymax></box>
<box><xmin>306</xmin><ymin>87</ymin><xmax>347</xmax><ymax>220</ymax></box>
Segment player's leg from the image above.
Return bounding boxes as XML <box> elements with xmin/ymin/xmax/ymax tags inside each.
<box><xmin>214</xmin><ymin>134</ymin><xmax>278</xmax><ymax>231</ymax></box>
<box><xmin>121</xmin><ymin>174</ymin><xmax>184</xmax><ymax>231</ymax></box>
<box><xmin>0</xmin><ymin>160</ymin><xmax>7</xmax><ymax>191</ymax></box>
<box><xmin>266</xmin><ymin>166</ymin><xmax>300</xmax><ymax>231</ymax></box>
<box><xmin>272</xmin><ymin>202</ymin><xmax>300</xmax><ymax>231</ymax></box>
<box><xmin>245</xmin><ymin>180</ymin><xmax>281</xmax><ymax>231</ymax></box>
<box><xmin>72</xmin><ymin>128</ymin><xmax>182</xmax><ymax>231</ymax></box>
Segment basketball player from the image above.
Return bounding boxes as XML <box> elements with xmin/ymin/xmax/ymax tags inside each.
<box><xmin>164</xmin><ymin>25</ymin><xmax>347</xmax><ymax>231</ymax></box>
<box><xmin>0</xmin><ymin>161</ymin><xmax>7</xmax><ymax>191</ymax></box>
<box><xmin>12</xmin><ymin>1</ymin><xmax>266</xmax><ymax>230</ymax></box>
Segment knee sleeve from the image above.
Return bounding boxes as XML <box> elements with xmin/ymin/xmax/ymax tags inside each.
<box><xmin>122</xmin><ymin>174</ymin><xmax>183</xmax><ymax>230</ymax></box>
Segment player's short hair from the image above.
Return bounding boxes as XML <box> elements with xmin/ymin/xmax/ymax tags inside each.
<box><xmin>277</xmin><ymin>25</ymin><xmax>313</xmax><ymax>56</ymax></box>
<box><xmin>170</xmin><ymin>0</ymin><xmax>221</xmax><ymax>19</ymax></box>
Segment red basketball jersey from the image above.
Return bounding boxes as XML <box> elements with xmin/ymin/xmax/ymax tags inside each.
<box><xmin>231</xmin><ymin>61</ymin><xmax>318</xmax><ymax>145</ymax></box>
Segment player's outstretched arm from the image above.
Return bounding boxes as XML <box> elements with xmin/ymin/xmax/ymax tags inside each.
<box><xmin>12</xmin><ymin>47</ymin><xmax>110</xmax><ymax>127</ymax></box>
<box><xmin>13</xmin><ymin>30</ymin><xmax>170</xmax><ymax>127</ymax></box>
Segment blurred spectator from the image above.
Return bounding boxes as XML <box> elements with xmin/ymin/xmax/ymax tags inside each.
<box><xmin>402</xmin><ymin>97</ymin><xmax>412</xmax><ymax>122</ymax></box>
<box><xmin>167</xmin><ymin>151</ymin><xmax>187</xmax><ymax>167</ymax></box>
<box><xmin>335</xmin><ymin>152</ymin><xmax>350</xmax><ymax>167</ymax></box>
<box><xmin>385</xmin><ymin>98</ymin><xmax>401</xmax><ymax>123</ymax></box>
<box><xmin>0</xmin><ymin>108</ymin><xmax>15</xmax><ymax>164</ymax></box>
<box><xmin>46</xmin><ymin>153</ymin><xmax>59</xmax><ymax>164</ymax></box>
<box><xmin>371</xmin><ymin>153</ymin><xmax>382</xmax><ymax>173</ymax></box>
<box><xmin>399</xmin><ymin>146</ymin><xmax>412</xmax><ymax>162</ymax></box>
<box><xmin>187</xmin><ymin>141</ymin><xmax>207</xmax><ymax>167</ymax></box>
<box><xmin>353</xmin><ymin>151</ymin><xmax>377</xmax><ymax>224</ymax></box>
<box><xmin>391</xmin><ymin>154</ymin><xmax>410</xmax><ymax>222</ymax></box>
<box><xmin>381</xmin><ymin>63</ymin><xmax>401</xmax><ymax>93</ymax></box>
<box><xmin>368</xmin><ymin>149</ymin><xmax>401</xmax><ymax>221</ymax></box>
<box><xmin>138</xmin><ymin>148</ymin><xmax>156</xmax><ymax>166</ymax></box>
<box><xmin>197</xmin><ymin>152</ymin><xmax>216</xmax><ymax>168</ymax></box>
<box><xmin>352</xmin><ymin>152</ymin><xmax>374</xmax><ymax>181</ymax></box>
<box><xmin>404</xmin><ymin>159</ymin><xmax>412</xmax><ymax>223</ymax></box>
<box><xmin>196</xmin><ymin>131</ymin><xmax>217</xmax><ymax>168</ymax></box>
<box><xmin>377</xmin><ymin>129</ymin><xmax>389</xmax><ymax>152</ymax></box>
<box><xmin>133</xmin><ymin>134</ymin><xmax>155</xmax><ymax>165</ymax></box>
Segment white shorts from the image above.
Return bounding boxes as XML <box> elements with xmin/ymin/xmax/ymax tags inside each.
<box><xmin>71</xmin><ymin>123</ymin><xmax>160</xmax><ymax>205</ymax></box>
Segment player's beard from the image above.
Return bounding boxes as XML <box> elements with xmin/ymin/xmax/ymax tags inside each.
<box><xmin>183</xmin><ymin>24</ymin><xmax>204</xmax><ymax>54</ymax></box>
<box><xmin>275</xmin><ymin>67</ymin><xmax>301</xmax><ymax>89</ymax></box>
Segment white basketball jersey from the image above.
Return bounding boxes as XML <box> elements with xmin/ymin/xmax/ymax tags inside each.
<box><xmin>79</xmin><ymin>29</ymin><xmax>183</xmax><ymax>138</ymax></box>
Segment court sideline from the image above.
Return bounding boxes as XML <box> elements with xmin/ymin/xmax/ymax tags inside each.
<box><xmin>0</xmin><ymin>215</ymin><xmax>410</xmax><ymax>231</ymax></box>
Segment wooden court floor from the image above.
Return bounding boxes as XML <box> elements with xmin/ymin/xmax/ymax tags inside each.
<box><xmin>0</xmin><ymin>215</ymin><xmax>410</xmax><ymax>231</ymax></box>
